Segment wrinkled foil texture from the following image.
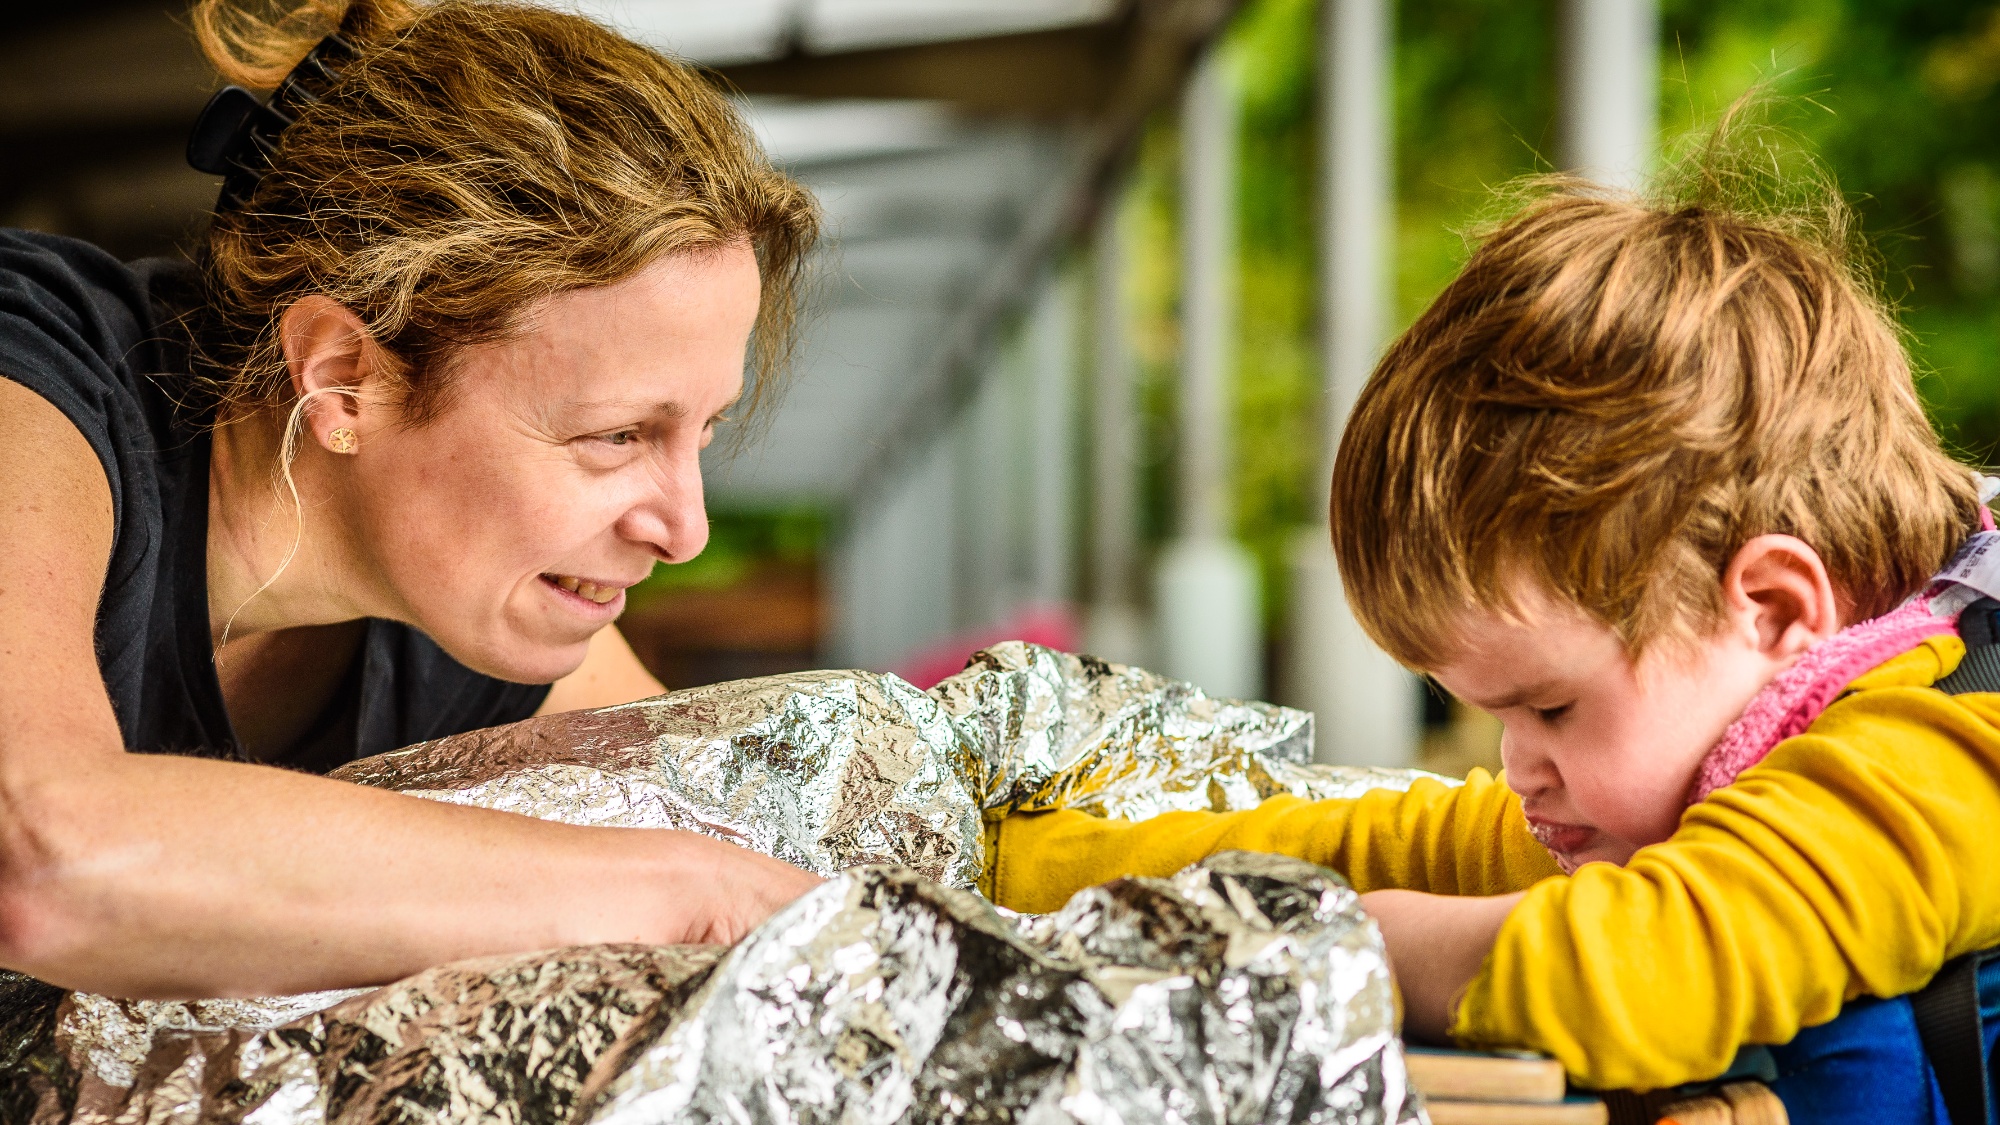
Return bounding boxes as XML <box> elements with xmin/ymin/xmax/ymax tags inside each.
<box><xmin>5</xmin><ymin>643</ymin><xmax>1438</xmax><ymax>1124</ymax></box>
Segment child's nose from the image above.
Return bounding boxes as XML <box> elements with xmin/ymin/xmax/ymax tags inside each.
<box><xmin>1498</xmin><ymin>728</ymin><xmax>1561</xmax><ymax>797</ymax></box>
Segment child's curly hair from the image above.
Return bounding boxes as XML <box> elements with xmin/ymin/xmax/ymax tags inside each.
<box><xmin>1329</xmin><ymin>98</ymin><xmax>1981</xmax><ymax>666</ymax></box>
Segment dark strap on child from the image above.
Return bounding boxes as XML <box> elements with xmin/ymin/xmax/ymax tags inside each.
<box><xmin>1916</xmin><ymin>599</ymin><xmax>2000</xmax><ymax>1125</ymax></box>
<box><xmin>1937</xmin><ymin>597</ymin><xmax>2000</xmax><ymax>696</ymax></box>
<box><xmin>1912</xmin><ymin>953</ymin><xmax>1994</xmax><ymax>1125</ymax></box>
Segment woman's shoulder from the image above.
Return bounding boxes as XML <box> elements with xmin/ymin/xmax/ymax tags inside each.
<box><xmin>0</xmin><ymin>228</ymin><xmax>153</xmax><ymax>340</ymax></box>
<box><xmin>0</xmin><ymin>229</ymin><xmax>203</xmax><ymax>455</ymax></box>
<box><xmin>0</xmin><ymin>229</ymin><xmax>205</xmax><ymax>507</ymax></box>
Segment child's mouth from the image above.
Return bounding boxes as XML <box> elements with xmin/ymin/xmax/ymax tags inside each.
<box><xmin>1525</xmin><ymin>817</ymin><xmax>1595</xmax><ymax>860</ymax></box>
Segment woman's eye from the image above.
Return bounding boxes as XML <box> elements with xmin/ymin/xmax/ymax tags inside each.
<box><xmin>601</xmin><ymin>430</ymin><xmax>640</xmax><ymax>446</ymax></box>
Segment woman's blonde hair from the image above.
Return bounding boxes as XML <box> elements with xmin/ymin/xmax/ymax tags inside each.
<box><xmin>1328</xmin><ymin>104</ymin><xmax>1980</xmax><ymax>667</ymax></box>
<box><xmin>188</xmin><ymin>0</ymin><xmax>819</xmax><ymax>430</ymax></box>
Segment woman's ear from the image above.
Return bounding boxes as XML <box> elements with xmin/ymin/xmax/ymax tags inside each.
<box><xmin>1721</xmin><ymin>534</ymin><xmax>1843</xmax><ymax>659</ymax></box>
<box><xmin>278</xmin><ymin>296</ymin><xmax>376</xmax><ymax>451</ymax></box>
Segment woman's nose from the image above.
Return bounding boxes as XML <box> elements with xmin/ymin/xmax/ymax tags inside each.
<box><xmin>621</xmin><ymin>449</ymin><xmax>709</xmax><ymax>564</ymax></box>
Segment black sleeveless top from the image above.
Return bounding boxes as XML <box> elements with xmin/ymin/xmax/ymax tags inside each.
<box><xmin>0</xmin><ymin>229</ymin><xmax>549</xmax><ymax>770</ymax></box>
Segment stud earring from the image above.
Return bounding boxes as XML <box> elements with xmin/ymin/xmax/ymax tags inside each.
<box><xmin>328</xmin><ymin>427</ymin><xmax>358</xmax><ymax>454</ymax></box>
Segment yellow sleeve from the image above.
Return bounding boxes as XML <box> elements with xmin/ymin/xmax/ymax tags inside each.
<box><xmin>989</xmin><ymin>768</ymin><xmax>1562</xmax><ymax>914</ymax></box>
<box><xmin>1455</xmin><ymin>666</ymin><xmax>2000</xmax><ymax>1090</ymax></box>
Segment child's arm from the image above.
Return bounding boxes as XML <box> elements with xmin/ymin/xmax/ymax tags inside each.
<box><xmin>987</xmin><ymin>767</ymin><xmax>1561</xmax><ymax>913</ymax></box>
<box><xmin>1361</xmin><ymin>889</ymin><xmax>1526</xmax><ymax>1041</ymax></box>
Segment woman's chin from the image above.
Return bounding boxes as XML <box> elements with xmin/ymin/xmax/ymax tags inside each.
<box><xmin>426</xmin><ymin>621</ymin><xmax>594</xmax><ymax>686</ymax></box>
<box><xmin>503</xmin><ymin>640</ymin><xmax>595</xmax><ymax>686</ymax></box>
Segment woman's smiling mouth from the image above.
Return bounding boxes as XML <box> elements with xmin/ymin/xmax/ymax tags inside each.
<box><xmin>540</xmin><ymin>573</ymin><xmax>627</xmax><ymax>609</ymax></box>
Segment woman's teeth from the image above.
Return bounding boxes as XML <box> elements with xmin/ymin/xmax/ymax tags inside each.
<box><xmin>548</xmin><ymin>574</ymin><xmax>621</xmax><ymax>604</ymax></box>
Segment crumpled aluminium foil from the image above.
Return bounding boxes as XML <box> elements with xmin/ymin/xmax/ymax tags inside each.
<box><xmin>589</xmin><ymin>854</ymin><xmax>1414</xmax><ymax>1125</ymax></box>
<box><xmin>6</xmin><ymin>643</ymin><xmax>1437</xmax><ymax>1124</ymax></box>
<box><xmin>929</xmin><ymin>644</ymin><xmax>1433</xmax><ymax>820</ymax></box>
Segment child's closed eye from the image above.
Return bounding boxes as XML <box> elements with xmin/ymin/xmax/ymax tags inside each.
<box><xmin>1532</xmin><ymin>704</ymin><xmax>1573</xmax><ymax>724</ymax></box>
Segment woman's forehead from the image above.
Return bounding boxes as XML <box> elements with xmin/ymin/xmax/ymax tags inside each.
<box><xmin>450</xmin><ymin>251</ymin><xmax>759</xmax><ymax>418</ymax></box>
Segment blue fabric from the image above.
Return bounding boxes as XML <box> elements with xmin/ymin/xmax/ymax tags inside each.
<box><xmin>1764</xmin><ymin>995</ymin><xmax>1949</xmax><ymax>1124</ymax></box>
<box><xmin>1756</xmin><ymin>958</ymin><xmax>2000</xmax><ymax>1125</ymax></box>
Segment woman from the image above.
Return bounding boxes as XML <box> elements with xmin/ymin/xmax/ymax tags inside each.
<box><xmin>0</xmin><ymin>0</ymin><xmax>823</xmax><ymax>999</ymax></box>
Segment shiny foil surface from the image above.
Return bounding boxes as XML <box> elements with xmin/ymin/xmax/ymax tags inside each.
<box><xmin>6</xmin><ymin>643</ymin><xmax>1434</xmax><ymax>1124</ymax></box>
<box><xmin>934</xmin><ymin>644</ymin><xmax>1436</xmax><ymax>820</ymax></box>
<box><xmin>587</xmin><ymin>854</ymin><xmax>1416</xmax><ymax>1125</ymax></box>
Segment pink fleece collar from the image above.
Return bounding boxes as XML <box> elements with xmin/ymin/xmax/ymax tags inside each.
<box><xmin>1686</xmin><ymin>597</ymin><xmax>1958</xmax><ymax>804</ymax></box>
<box><xmin>1685</xmin><ymin>501</ymin><xmax>2000</xmax><ymax>804</ymax></box>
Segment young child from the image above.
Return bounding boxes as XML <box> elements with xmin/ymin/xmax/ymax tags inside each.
<box><xmin>985</xmin><ymin>159</ymin><xmax>2000</xmax><ymax>1103</ymax></box>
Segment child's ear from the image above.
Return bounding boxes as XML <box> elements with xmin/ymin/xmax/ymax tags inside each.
<box><xmin>1721</xmin><ymin>534</ymin><xmax>1842</xmax><ymax>659</ymax></box>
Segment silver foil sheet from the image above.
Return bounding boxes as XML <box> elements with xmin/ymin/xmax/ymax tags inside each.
<box><xmin>4</xmin><ymin>643</ymin><xmax>1436</xmax><ymax>1124</ymax></box>
<box><xmin>930</xmin><ymin>645</ymin><xmax>1435</xmax><ymax>820</ymax></box>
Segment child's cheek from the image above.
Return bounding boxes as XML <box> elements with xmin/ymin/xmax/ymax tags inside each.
<box><xmin>1568</xmin><ymin>718</ymin><xmax>1691</xmax><ymax>849</ymax></box>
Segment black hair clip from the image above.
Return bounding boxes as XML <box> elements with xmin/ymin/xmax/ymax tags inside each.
<box><xmin>187</xmin><ymin>33</ymin><xmax>357</xmax><ymax>211</ymax></box>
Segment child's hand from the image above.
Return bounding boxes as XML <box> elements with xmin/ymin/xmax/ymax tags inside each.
<box><xmin>1359</xmin><ymin>889</ymin><xmax>1526</xmax><ymax>1042</ymax></box>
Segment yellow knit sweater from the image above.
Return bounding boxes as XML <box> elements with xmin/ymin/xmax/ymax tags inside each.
<box><xmin>985</xmin><ymin>636</ymin><xmax>2000</xmax><ymax>1090</ymax></box>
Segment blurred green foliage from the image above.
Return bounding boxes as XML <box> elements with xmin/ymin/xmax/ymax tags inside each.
<box><xmin>1124</xmin><ymin>0</ymin><xmax>2000</xmax><ymax>625</ymax></box>
<box><xmin>1659</xmin><ymin>0</ymin><xmax>2000</xmax><ymax>462</ymax></box>
<box><xmin>622</xmin><ymin>504</ymin><xmax>826</xmax><ymax>611</ymax></box>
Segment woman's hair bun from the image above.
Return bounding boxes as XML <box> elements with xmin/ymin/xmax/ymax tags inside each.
<box><xmin>191</xmin><ymin>0</ymin><xmax>415</xmax><ymax>89</ymax></box>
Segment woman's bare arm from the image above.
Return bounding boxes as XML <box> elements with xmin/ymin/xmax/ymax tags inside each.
<box><xmin>0</xmin><ymin>377</ymin><xmax>818</xmax><ymax>999</ymax></box>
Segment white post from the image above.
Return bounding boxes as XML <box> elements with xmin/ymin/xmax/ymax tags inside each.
<box><xmin>1025</xmin><ymin>272</ymin><xmax>1077</xmax><ymax>609</ymax></box>
<box><xmin>831</xmin><ymin>433</ymin><xmax>959</xmax><ymax>671</ymax></box>
<box><xmin>1085</xmin><ymin>189</ymin><xmax>1150</xmax><ymax>666</ymax></box>
<box><xmin>1562</xmin><ymin>0</ymin><xmax>1658</xmax><ymax>191</ymax></box>
<box><xmin>955</xmin><ymin>354</ymin><xmax>1016</xmax><ymax>630</ymax></box>
<box><xmin>827</xmin><ymin>503</ymin><xmax>873</xmax><ymax>669</ymax></box>
<box><xmin>1157</xmin><ymin>44</ymin><xmax>1262</xmax><ymax>701</ymax></box>
<box><xmin>1284</xmin><ymin>0</ymin><xmax>1418</xmax><ymax>766</ymax></box>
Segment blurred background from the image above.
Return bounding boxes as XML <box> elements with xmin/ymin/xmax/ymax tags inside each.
<box><xmin>7</xmin><ymin>0</ymin><xmax>1998</xmax><ymax>775</ymax></box>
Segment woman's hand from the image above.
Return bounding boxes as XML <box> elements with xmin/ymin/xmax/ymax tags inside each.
<box><xmin>1359</xmin><ymin>888</ymin><xmax>1525</xmax><ymax>1042</ymax></box>
<box><xmin>666</xmin><ymin>834</ymin><xmax>825</xmax><ymax>946</ymax></box>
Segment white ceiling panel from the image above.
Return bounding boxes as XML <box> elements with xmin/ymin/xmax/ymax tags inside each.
<box><xmin>803</xmin><ymin>0</ymin><xmax>1117</xmax><ymax>53</ymax></box>
<box><xmin>807</xmin><ymin>138</ymin><xmax>1055</xmax><ymax>238</ymax></box>
<box><xmin>709</xmin><ymin>305</ymin><xmax>940</xmax><ymax>499</ymax></box>
<box><xmin>825</xmin><ymin>236</ymin><xmax>990</xmax><ymax>303</ymax></box>
<box><xmin>739</xmin><ymin>99</ymin><xmax>963</xmax><ymax>167</ymax></box>
<box><xmin>551</xmin><ymin>0</ymin><xmax>1116</xmax><ymax>64</ymax></box>
<box><xmin>560</xmin><ymin>0</ymin><xmax>797</xmax><ymax>64</ymax></box>
<box><xmin>704</xmin><ymin>118</ymin><xmax>1072</xmax><ymax>504</ymax></box>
